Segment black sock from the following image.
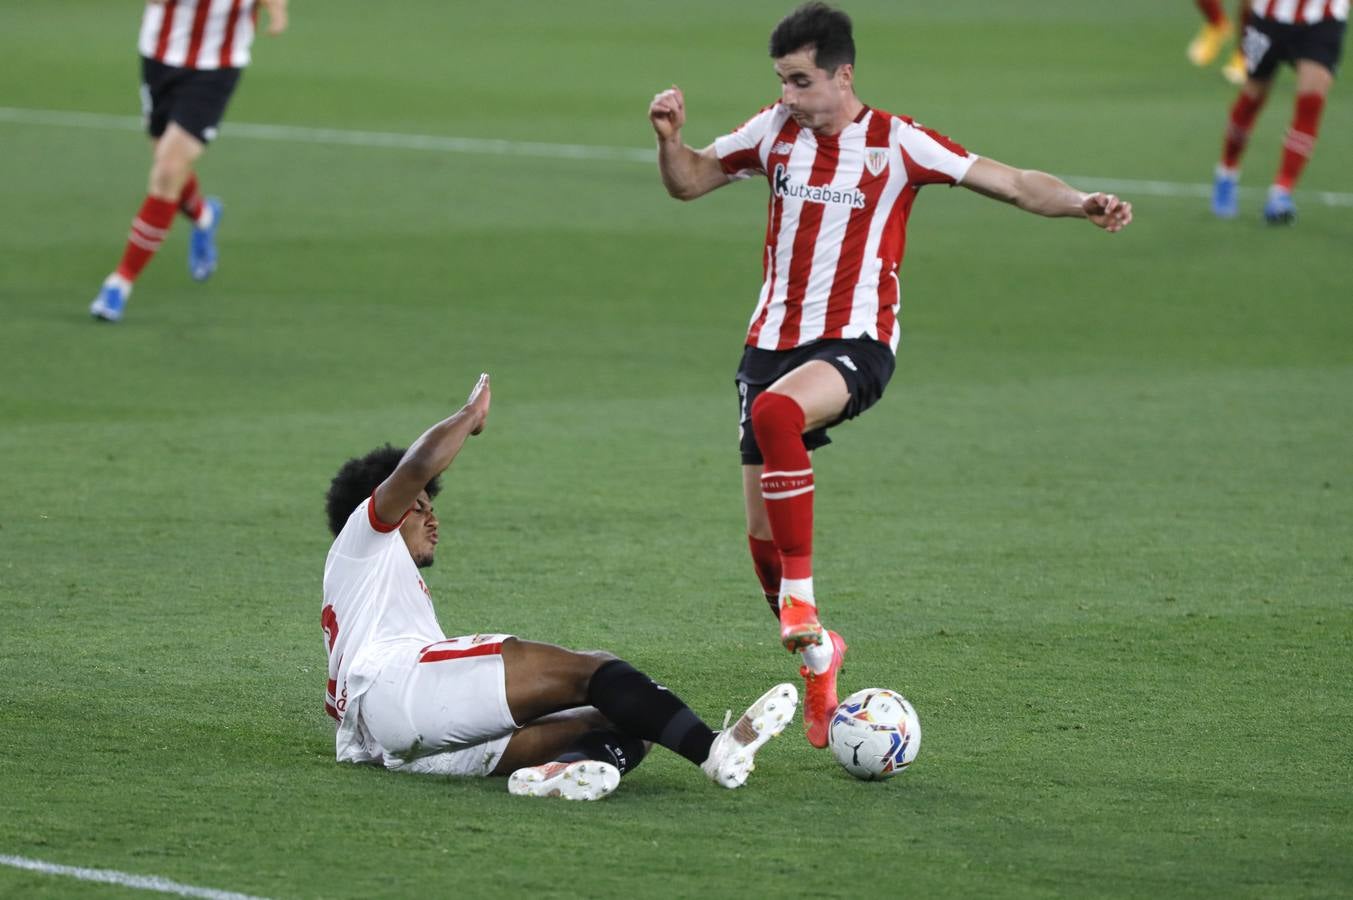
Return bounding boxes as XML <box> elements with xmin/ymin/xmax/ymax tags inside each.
<box><xmin>586</xmin><ymin>660</ymin><xmax>715</xmax><ymax>766</ymax></box>
<box><xmin>556</xmin><ymin>729</ymin><xmax>648</xmax><ymax>776</ymax></box>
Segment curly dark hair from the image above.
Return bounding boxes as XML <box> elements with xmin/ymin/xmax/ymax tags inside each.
<box><xmin>324</xmin><ymin>444</ymin><xmax>442</xmax><ymax>536</ymax></box>
<box><xmin>768</xmin><ymin>2</ymin><xmax>855</xmax><ymax>73</ymax></box>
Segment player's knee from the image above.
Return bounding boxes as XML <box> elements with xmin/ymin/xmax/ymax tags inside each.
<box><xmin>148</xmin><ymin>159</ymin><xmax>189</xmax><ymax>198</ymax></box>
<box><xmin>750</xmin><ymin>390</ymin><xmax>804</xmax><ymax>439</ymax></box>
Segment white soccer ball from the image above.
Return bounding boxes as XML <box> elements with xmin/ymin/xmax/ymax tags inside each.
<box><xmin>828</xmin><ymin>688</ymin><xmax>922</xmax><ymax>781</ymax></box>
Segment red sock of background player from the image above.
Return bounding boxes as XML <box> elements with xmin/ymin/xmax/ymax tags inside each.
<box><xmin>177</xmin><ymin>173</ymin><xmax>214</xmax><ymax>228</ymax></box>
<box><xmin>105</xmin><ymin>195</ymin><xmax>178</xmax><ymax>291</ymax></box>
<box><xmin>1219</xmin><ymin>91</ymin><xmax>1264</xmax><ymax>174</ymax></box>
<box><xmin>1195</xmin><ymin>0</ymin><xmax>1226</xmax><ymax>27</ymax></box>
<box><xmin>748</xmin><ymin>534</ymin><xmax>782</xmax><ymax>619</ymax></box>
<box><xmin>1273</xmin><ymin>92</ymin><xmax>1326</xmax><ymax>192</ymax></box>
<box><xmin>750</xmin><ymin>391</ymin><xmax>834</xmax><ymax>674</ymax></box>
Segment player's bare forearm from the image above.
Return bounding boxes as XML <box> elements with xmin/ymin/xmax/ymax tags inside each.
<box><xmin>657</xmin><ymin>139</ymin><xmax>726</xmax><ymax>201</ymax></box>
<box><xmin>373</xmin><ymin>374</ymin><xmax>490</xmax><ymax>523</ymax></box>
<box><xmin>963</xmin><ymin>157</ymin><xmax>1132</xmax><ymax>232</ymax></box>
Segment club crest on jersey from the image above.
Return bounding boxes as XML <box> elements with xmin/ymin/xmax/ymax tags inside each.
<box><xmin>864</xmin><ymin>147</ymin><xmax>889</xmax><ymax>176</ymax></box>
<box><xmin>772</xmin><ymin>163</ymin><xmax>866</xmax><ymax>209</ymax></box>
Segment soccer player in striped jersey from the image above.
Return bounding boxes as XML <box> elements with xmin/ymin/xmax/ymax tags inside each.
<box><xmin>321</xmin><ymin>374</ymin><xmax>798</xmax><ymax>800</ymax></box>
<box><xmin>648</xmin><ymin>3</ymin><xmax>1133</xmax><ymax>749</ymax></box>
<box><xmin>89</xmin><ymin>0</ymin><xmax>288</xmax><ymax>323</ymax></box>
<box><xmin>1211</xmin><ymin>0</ymin><xmax>1348</xmax><ymax>224</ymax></box>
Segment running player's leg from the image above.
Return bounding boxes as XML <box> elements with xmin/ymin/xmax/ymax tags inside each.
<box><xmin>500</xmin><ymin>639</ymin><xmax>796</xmax><ymax>790</ymax></box>
<box><xmin>1213</xmin><ymin>75</ymin><xmax>1273</xmax><ymax>218</ymax></box>
<box><xmin>1266</xmin><ymin>57</ymin><xmax>1338</xmax><ymax>223</ymax></box>
<box><xmin>92</xmin><ymin>123</ymin><xmax>203</xmax><ymax>321</ymax></box>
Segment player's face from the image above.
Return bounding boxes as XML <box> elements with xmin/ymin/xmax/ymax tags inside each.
<box><xmin>774</xmin><ymin>47</ymin><xmax>854</xmax><ymax>134</ymax></box>
<box><xmin>399</xmin><ymin>490</ymin><xmax>439</xmax><ymax>569</ymax></box>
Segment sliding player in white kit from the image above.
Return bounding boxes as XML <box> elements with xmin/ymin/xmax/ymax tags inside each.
<box><xmin>321</xmin><ymin>373</ymin><xmax>798</xmax><ymax>800</ymax></box>
<box><xmin>648</xmin><ymin>3</ymin><xmax>1133</xmax><ymax>751</ymax></box>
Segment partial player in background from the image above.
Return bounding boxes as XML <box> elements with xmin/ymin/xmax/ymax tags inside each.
<box><xmin>320</xmin><ymin>374</ymin><xmax>798</xmax><ymax>801</ymax></box>
<box><xmin>90</xmin><ymin>0</ymin><xmax>288</xmax><ymax>323</ymax></box>
<box><xmin>1211</xmin><ymin>0</ymin><xmax>1348</xmax><ymax>224</ymax></box>
<box><xmin>1189</xmin><ymin>1</ymin><xmax>1251</xmax><ymax>84</ymax></box>
<box><xmin>648</xmin><ymin>3</ymin><xmax>1132</xmax><ymax>751</ymax></box>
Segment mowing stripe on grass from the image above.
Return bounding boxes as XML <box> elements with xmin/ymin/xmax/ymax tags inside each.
<box><xmin>0</xmin><ymin>854</ymin><xmax>269</xmax><ymax>900</ymax></box>
<box><xmin>3</xmin><ymin>104</ymin><xmax>1353</xmax><ymax>208</ymax></box>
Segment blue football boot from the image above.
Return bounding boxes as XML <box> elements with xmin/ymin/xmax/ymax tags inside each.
<box><xmin>189</xmin><ymin>196</ymin><xmax>223</xmax><ymax>281</ymax></box>
<box><xmin>1262</xmin><ymin>187</ymin><xmax>1296</xmax><ymax>225</ymax></box>
<box><xmin>1211</xmin><ymin>168</ymin><xmax>1239</xmax><ymax>219</ymax></box>
<box><xmin>89</xmin><ymin>278</ymin><xmax>129</xmax><ymax>322</ymax></box>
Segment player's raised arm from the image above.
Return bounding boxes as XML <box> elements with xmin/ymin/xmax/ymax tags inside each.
<box><xmin>649</xmin><ymin>86</ymin><xmax>730</xmax><ymax>201</ymax></box>
<box><xmin>961</xmin><ymin>157</ymin><xmax>1133</xmax><ymax>233</ymax></box>
<box><xmin>372</xmin><ymin>373</ymin><xmax>491</xmax><ymax>525</ymax></box>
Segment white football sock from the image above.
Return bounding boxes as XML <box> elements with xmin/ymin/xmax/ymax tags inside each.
<box><xmin>801</xmin><ymin>638</ymin><xmax>834</xmax><ymax>675</ymax></box>
<box><xmin>778</xmin><ymin>576</ymin><xmax>815</xmax><ymax>608</ymax></box>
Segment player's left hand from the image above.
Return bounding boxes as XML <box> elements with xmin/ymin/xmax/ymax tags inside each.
<box><xmin>1082</xmin><ymin>192</ymin><xmax>1132</xmax><ymax>232</ymax></box>
<box><xmin>262</xmin><ymin>0</ymin><xmax>288</xmax><ymax>36</ymax></box>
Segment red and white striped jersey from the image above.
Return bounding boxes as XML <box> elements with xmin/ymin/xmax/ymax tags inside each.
<box><xmin>321</xmin><ymin>495</ymin><xmax>446</xmax><ymax>763</ymax></box>
<box><xmin>1250</xmin><ymin>0</ymin><xmax>1349</xmax><ymax>23</ymax></box>
<box><xmin>714</xmin><ymin>103</ymin><xmax>977</xmax><ymax>354</ymax></box>
<box><xmin>138</xmin><ymin>0</ymin><xmax>259</xmax><ymax>70</ymax></box>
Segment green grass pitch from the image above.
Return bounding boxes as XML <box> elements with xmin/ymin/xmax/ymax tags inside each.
<box><xmin>2</xmin><ymin>1</ymin><xmax>1351</xmax><ymax>897</ymax></box>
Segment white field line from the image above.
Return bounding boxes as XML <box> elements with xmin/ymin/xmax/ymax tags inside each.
<box><xmin>0</xmin><ymin>853</ymin><xmax>269</xmax><ymax>899</ymax></box>
<box><xmin>3</xmin><ymin>105</ymin><xmax>1352</xmax><ymax>208</ymax></box>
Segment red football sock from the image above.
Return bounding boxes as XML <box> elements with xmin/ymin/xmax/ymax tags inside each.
<box><xmin>1196</xmin><ymin>0</ymin><xmax>1226</xmax><ymax>26</ymax></box>
<box><xmin>178</xmin><ymin>173</ymin><xmax>205</xmax><ymax>223</ymax></box>
<box><xmin>1274</xmin><ymin>92</ymin><xmax>1326</xmax><ymax>192</ymax></box>
<box><xmin>748</xmin><ymin>534</ymin><xmax>782</xmax><ymax>618</ymax></box>
<box><xmin>1221</xmin><ymin>91</ymin><xmax>1264</xmax><ymax>170</ymax></box>
<box><xmin>750</xmin><ymin>392</ymin><xmax>813</xmax><ymax>582</ymax></box>
<box><xmin>114</xmin><ymin>196</ymin><xmax>179</xmax><ymax>283</ymax></box>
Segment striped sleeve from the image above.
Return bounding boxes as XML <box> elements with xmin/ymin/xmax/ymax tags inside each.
<box><xmin>896</xmin><ymin>120</ymin><xmax>978</xmax><ymax>187</ymax></box>
<box><xmin>713</xmin><ymin>104</ymin><xmax>780</xmax><ymax>179</ymax></box>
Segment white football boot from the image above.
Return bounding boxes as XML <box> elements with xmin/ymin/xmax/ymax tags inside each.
<box><xmin>701</xmin><ymin>682</ymin><xmax>799</xmax><ymax>789</ymax></box>
<box><xmin>508</xmin><ymin>759</ymin><xmax>620</xmax><ymax>801</ymax></box>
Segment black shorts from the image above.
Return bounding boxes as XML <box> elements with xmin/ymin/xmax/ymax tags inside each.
<box><xmin>140</xmin><ymin>56</ymin><xmax>242</xmax><ymax>144</ymax></box>
<box><xmin>1243</xmin><ymin>16</ymin><xmax>1347</xmax><ymax>80</ymax></box>
<box><xmin>734</xmin><ymin>337</ymin><xmax>896</xmax><ymax>466</ymax></box>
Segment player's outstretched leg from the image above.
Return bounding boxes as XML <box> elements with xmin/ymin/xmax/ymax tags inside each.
<box><xmin>700</xmin><ymin>682</ymin><xmax>799</xmax><ymax>789</ymax></box>
<box><xmin>500</xmin><ymin>642</ymin><xmax>797</xmax><ymax>791</ymax></box>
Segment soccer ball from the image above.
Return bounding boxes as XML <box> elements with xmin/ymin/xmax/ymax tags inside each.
<box><xmin>828</xmin><ymin>688</ymin><xmax>922</xmax><ymax>781</ymax></box>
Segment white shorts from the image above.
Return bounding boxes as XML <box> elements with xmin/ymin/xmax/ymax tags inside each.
<box><xmin>358</xmin><ymin>633</ymin><xmax>518</xmax><ymax>775</ymax></box>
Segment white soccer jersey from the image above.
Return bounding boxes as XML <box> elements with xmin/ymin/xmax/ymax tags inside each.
<box><xmin>138</xmin><ymin>0</ymin><xmax>259</xmax><ymax>70</ymax></box>
<box><xmin>1251</xmin><ymin>0</ymin><xmax>1349</xmax><ymax>23</ymax></box>
<box><xmin>321</xmin><ymin>495</ymin><xmax>447</xmax><ymax>763</ymax></box>
<box><xmin>714</xmin><ymin>103</ymin><xmax>977</xmax><ymax>354</ymax></box>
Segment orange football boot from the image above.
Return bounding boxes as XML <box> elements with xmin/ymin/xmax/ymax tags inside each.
<box><xmin>801</xmin><ymin>630</ymin><xmax>847</xmax><ymax>749</ymax></box>
<box><xmin>778</xmin><ymin>595</ymin><xmax>825</xmax><ymax>652</ymax></box>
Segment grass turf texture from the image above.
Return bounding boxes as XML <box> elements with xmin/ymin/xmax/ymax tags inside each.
<box><xmin>2</xmin><ymin>0</ymin><xmax>1351</xmax><ymax>897</ymax></box>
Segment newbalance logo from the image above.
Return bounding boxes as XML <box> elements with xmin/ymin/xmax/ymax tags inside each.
<box><xmin>836</xmin><ymin>355</ymin><xmax>858</xmax><ymax>372</ymax></box>
<box><xmin>772</xmin><ymin>163</ymin><xmax>866</xmax><ymax>209</ymax></box>
<box><xmin>771</xmin><ymin>140</ymin><xmax>796</xmax><ymax>156</ymax></box>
